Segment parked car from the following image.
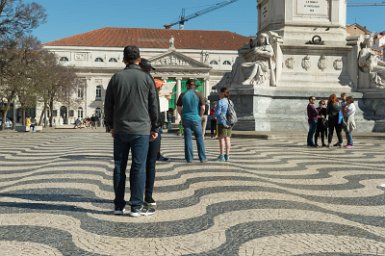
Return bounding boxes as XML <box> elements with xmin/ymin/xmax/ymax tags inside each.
<box><xmin>0</xmin><ymin>117</ymin><xmax>13</xmax><ymax>128</ymax></box>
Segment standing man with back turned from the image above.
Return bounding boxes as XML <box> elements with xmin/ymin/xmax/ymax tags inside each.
<box><xmin>176</xmin><ymin>79</ymin><xmax>207</xmax><ymax>163</ymax></box>
<box><xmin>104</xmin><ymin>45</ymin><xmax>159</xmax><ymax>217</ymax></box>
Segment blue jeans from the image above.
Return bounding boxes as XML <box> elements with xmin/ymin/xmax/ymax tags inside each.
<box><xmin>183</xmin><ymin>118</ymin><xmax>206</xmax><ymax>162</ymax></box>
<box><xmin>346</xmin><ymin>130</ymin><xmax>353</xmax><ymax>145</ymax></box>
<box><xmin>113</xmin><ymin>134</ymin><xmax>149</xmax><ymax>210</ymax></box>
<box><xmin>307</xmin><ymin>120</ymin><xmax>317</xmax><ymax>146</ymax></box>
<box><xmin>146</xmin><ymin>133</ymin><xmax>161</xmax><ymax>200</ymax></box>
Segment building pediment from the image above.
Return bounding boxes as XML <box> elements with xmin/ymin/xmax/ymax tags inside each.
<box><xmin>149</xmin><ymin>50</ymin><xmax>211</xmax><ymax>71</ymax></box>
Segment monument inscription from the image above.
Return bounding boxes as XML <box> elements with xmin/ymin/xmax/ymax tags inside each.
<box><xmin>297</xmin><ymin>0</ymin><xmax>328</xmax><ymax>16</ymax></box>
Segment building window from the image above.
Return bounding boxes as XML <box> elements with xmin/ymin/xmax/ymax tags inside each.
<box><xmin>223</xmin><ymin>60</ymin><xmax>231</xmax><ymax>65</ymax></box>
<box><xmin>95</xmin><ymin>57</ymin><xmax>104</xmax><ymax>62</ymax></box>
<box><xmin>60</xmin><ymin>57</ymin><xmax>69</xmax><ymax>62</ymax></box>
<box><xmin>210</xmin><ymin>60</ymin><xmax>218</xmax><ymax>65</ymax></box>
<box><xmin>109</xmin><ymin>58</ymin><xmax>118</xmax><ymax>62</ymax></box>
<box><xmin>78</xmin><ymin>107</ymin><xmax>83</xmax><ymax>119</ymax></box>
<box><xmin>77</xmin><ymin>85</ymin><xmax>84</xmax><ymax>99</ymax></box>
<box><xmin>96</xmin><ymin>85</ymin><xmax>102</xmax><ymax>100</ymax></box>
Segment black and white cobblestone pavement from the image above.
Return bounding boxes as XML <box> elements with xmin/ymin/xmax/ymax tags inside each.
<box><xmin>1</xmin><ymin>130</ymin><xmax>385</xmax><ymax>256</ymax></box>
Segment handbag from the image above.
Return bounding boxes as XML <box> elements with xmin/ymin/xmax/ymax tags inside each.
<box><xmin>338</xmin><ymin>111</ymin><xmax>344</xmax><ymax>124</ymax></box>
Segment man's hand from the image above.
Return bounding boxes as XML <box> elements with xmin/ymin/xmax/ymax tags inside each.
<box><xmin>150</xmin><ymin>131</ymin><xmax>158</xmax><ymax>142</ymax></box>
<box><xmin>110</xmin><ymin>129</ymin><xmax>115</xmax><ymax>138</ymax></box>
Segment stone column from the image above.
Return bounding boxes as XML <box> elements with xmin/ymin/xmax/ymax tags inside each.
<box><xmin>175</xmin><ymin>78</ymin><xmax>182</xmax><ymax>122</ymax></box>
<box><xmin>85</xmin><ymin>77</ymin><xmax>90</xmax><ymax>118</ymax></box>
<box><xmin>204</xmin><ymin>78</ymin><xmax>211</xmax><ymax>99</ymax></box>
<box><xmin>161</xmin><ymin>76</ymin><xmax>169</xmax><ymax>125</ymax></box>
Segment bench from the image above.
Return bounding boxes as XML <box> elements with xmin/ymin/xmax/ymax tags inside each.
<box><xmin>34</xmin><ymin>126</ymin><xmax>43</xmax><ymax>132</ymax></box>
<box><xmin>15</xmin><ymin>125</ymin><xmax>43</xmax><ymax>132</ymax></box>
<box><xmin>15</xmin><ymin>126</ymin><xmax>30</xmax><ymax>132</ymax></box>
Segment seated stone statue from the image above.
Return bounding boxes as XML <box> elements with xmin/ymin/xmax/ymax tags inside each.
<box><xmin>215</xmin><ymin>33</ymin><xmax>277</xmax><ymax>90</ymax></box>
<box><xmin>238</xmin><ymin>33</ymin><xmax>275</xmax><ymax>86</ymax></box>
<box><xmin>358</xmin><ymin>35</ymin><xmax>385</xmax><ymax>88</ymax></box>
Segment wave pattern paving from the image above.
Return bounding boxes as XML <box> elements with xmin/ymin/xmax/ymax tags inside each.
<box><xmin>1</xmin><ymin>132</ymin><xmax>385</xmax><ymax>256</ymax></box>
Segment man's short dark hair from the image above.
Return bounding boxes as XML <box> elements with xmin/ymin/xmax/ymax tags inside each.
<box><xmin>186</xmin><ymin>79</ymin><xmax>196</xmax><ymax>87</ymax></box>
<box><xmin>140</xmin><ymin>58</ymin><xmax>155</xmax><ymax>72</ymax></box>
<box><xmin>123</xmin><ymin>45</ymin><xmax>140</xmax><ymax>62</ymax></box>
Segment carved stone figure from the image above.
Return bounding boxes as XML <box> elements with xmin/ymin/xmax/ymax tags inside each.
<box><xmin>301</xmin><ymin>56</ymin><xmax>311</xmax><ymax>71</ymax></box>
<box><xmin>317</xmin><ymin>55</ymin><xmax>326</xmax><ymax>71</ymax></box>
<box><xmin>333</xmin><ymin>59</ymin><xmax>343</xmax><ymax>70</ymax></box>
<box><xmin>201</xmin><ymin>50</ymin><xmax>209</xmax><ymax>63</ymax></box>
<box><xmin>214</xmin><ymin>32</ymin><xmax>281</xmax><ymax>90</ymax></box>
<box><xmin>238</xmin><ymin>33</ymin><xmax>275</xmax><ymax>86</ymax></box>
<box><xmin>358</xmin><ymin>35</ymin><xmax>385</xmax><ymax>88</ymax></box>
<box><xmin>285</xmin><ymin>57</ymin><xmax>294</xmax><ymax>69</ymax></box>
<box><xmin>169</xmin><ymin>36</ymin><xmax>175</xmax><ymax>48</ymax></box>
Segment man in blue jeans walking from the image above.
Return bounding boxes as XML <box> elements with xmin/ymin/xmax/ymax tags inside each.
<box><xmin>176</xmin><ymin>79</ymin><xmax>207</xmax><ymax>163</ymax></box>
<box><xmin>104</xmin><ymin>45</ymin><xmax>159</xmax><ymax>217</ymax></box>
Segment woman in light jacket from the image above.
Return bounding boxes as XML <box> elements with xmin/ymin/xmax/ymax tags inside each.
<box><xmin>215</xmin><ymin>87</ymin><xmax>232</xmax><ymax>161</ymax></box>
<box><xmin>344</xmin><ymin>96</ymin><xmax>356</xmax><ymax>148</ymax></box>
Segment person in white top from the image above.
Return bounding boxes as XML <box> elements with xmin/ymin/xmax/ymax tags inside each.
<box><xmin>344</xmin><ymin>96</ymin><xmax>356</xmax><ymax>149</ymax></box>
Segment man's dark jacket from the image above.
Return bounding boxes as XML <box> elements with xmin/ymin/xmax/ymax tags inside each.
<box><xmin>104</xmin><ymin>64</ymin><xmax>159</xmax><ymax>135</ymax></box>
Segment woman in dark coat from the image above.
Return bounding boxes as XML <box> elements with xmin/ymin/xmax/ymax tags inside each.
<box><xmin>326</xmin><ymin>94</ymin><xmax>343</xmax><ymax>147</ymax></box>
<box><xmin>315</xmin><ymin>100</ymin><xmax>327</xmax><ymax>147</ymax></box>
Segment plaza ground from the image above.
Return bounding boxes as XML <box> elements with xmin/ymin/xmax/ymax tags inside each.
<box><xmin>0</xmin><ymin>129</ymin><xmax>385</xmax><ymax>255</ymax></box>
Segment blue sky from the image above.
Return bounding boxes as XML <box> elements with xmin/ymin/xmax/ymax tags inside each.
<box><xmin>26</xmin><ymin>0</ymin><xmax>385</xmax><ymax>43</ymax></box>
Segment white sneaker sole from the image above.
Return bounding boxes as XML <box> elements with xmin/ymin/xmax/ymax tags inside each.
<box><xmin>128</xmin><ymin>211</ymin><xmax>155</xmax><ymax>217</ymax></box>
<box><xmin>113</xmin><ymin>209</ymin><xmax>127</xmax><ymax>215</ymax></box>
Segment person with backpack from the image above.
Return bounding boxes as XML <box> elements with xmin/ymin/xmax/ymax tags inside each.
<box><xmin>215</xmin><ymin>87</ymin><xmax>235</xmax><ymax>161</ymax></box>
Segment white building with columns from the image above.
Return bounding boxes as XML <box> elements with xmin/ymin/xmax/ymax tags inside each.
<box><xmin>41</xmin><ymin>27</ymin><xmax>249</xmax><ymax>125</ymax></box>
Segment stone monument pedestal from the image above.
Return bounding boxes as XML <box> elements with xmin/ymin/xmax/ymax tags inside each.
<box><xmin>212</xmin><ymin>0</ymin><xmax>384</xmax><ymax>132</ymax></box>
<box><xmin>358</xmin><ymin>89</ymin><xmax>385</xmax><ymax>132</ymax></box>
<box><xmin>230</xmin><ymin>85</ymin><xmax>376</xmax><ymax>132</ymax></box>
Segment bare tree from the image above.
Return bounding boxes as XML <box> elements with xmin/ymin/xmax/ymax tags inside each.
<box><xmin>0</xmin><ymin>0</ymin><xmax>46</xmax><ymax>39</ymax></box>
<box><xmin>0</xmin><ymin>42</ymin><xmax>19</xmax><ymax>129</ymax></box>
<box><xmin>13</xmin><ymin>35</ymin><xmax>42</xmax><ymax>124</ymax></box>
<box><xmin>33</xmin><ymin>52</ymin><xmax>77</xmax><ymax>127</ymax></box>
<box><xmin>0</xmin><ymin>0</ymin><xmax>46</xmax><ymax>130</ymax></box>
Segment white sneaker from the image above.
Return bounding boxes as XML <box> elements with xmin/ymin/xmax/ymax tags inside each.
<box><xmin>128</xmin><ymin>206</ymin><xmax>155</xmax><ymax>217</ymax></box>
<box><xmin>113</xmin><ymin>208</ymin><xmax>127</xmax><ymax>215</ymax></box>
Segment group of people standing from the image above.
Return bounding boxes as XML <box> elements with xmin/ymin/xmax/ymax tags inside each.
<box><xmin>176</xmin><ymin>84</ymin><xmax>234</xmax><ymax>163</ymax></box>
<box><xmin>104</xmin><ymin>45</ymin><xmax>235</xmax><ymax>218</ymax></box>
<box><xmin>307</xmin><ymin>92</ymin><xmax>356</xmax><ymax>149</ymax></box>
